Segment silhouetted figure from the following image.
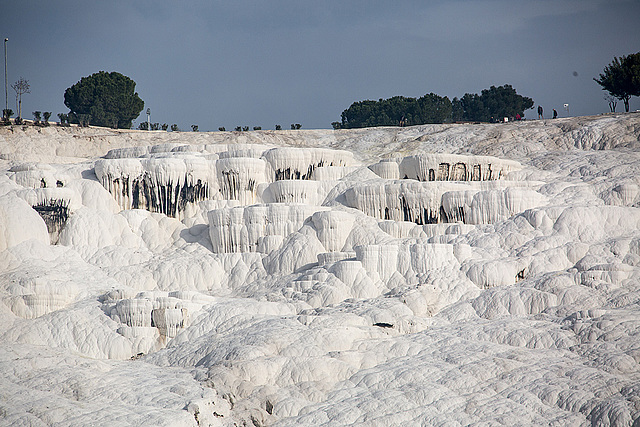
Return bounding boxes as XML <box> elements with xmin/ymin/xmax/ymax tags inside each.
<box><xmin>553</xmin><ymin>109</ymin><xmax>557</xmax><ymax>119</ymax></box>
<box><xmin>538</xmin><ymin>106</ymin><xmax>543</xmax><ymax>119</ymax></box>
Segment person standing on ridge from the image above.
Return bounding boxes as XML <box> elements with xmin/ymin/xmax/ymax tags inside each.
<box><xmin>553</xmin><ymin>109</ymin><xmax>558</xmax><ymax>119</ymax></box>
<box><xmin>538</xmin><ymin>105</ymin><xmax>543</xmax><ymax>119</ymax></box>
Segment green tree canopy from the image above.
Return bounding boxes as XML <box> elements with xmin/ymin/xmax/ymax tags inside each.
<box><xmin>455</xmin><ymin>85</ymin><xmax>534</xmax><ymax>122</ymax></box>
<box><xmin>338</xmin><ymin>93</ymin><xmax>452</xmax><ymax>129</ymax></box>
<box><xmin>594</xmin><ymin>52</ymin><xmax>640</xmax><ymax>112</ymax></box>
<box><xmin>335</xmin><ymin>85</ymin><xmax>533</xmax><ymax>129</ymax></box>
<box><xmin>64</xmin><ymin>71</ymin><xmax>144</xmax><ymax>129</ymax></box>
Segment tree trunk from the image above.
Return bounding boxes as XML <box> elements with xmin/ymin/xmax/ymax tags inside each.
<box><xmin>624</xmin><ymin>97</ymin><xmax>630</xmax><ymax>112</ymax></box>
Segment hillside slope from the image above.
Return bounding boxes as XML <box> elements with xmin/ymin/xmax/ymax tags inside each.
<box><xmin>1</xmin><ymin>113</ymin><xmax>639</xmax><ymax>426</ymax></box>
<box><xmin>1</xmin><ymin>112</ymin><xmax>638</xmax><ymax>164</ymax></box>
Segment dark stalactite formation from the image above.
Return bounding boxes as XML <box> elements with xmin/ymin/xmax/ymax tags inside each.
<box><xmin>32</xmin><ymin>199</ymin><xmax>70</xmax><ymax>243</ymax></box>
<box><xmin>102</xmin><ymin>173</ymin><xmax>210</xmax><ymax>218</ymax></box>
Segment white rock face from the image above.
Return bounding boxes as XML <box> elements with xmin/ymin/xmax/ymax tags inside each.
<box><xmin>369</xmin><ymin>159</ymin><xmax>400</xmax><ymax>179</ymax></box>
<box><xmin>215</xmin><ymin>157</ymin><xmax>269</xmax><ymax>205</ymax></box>
<box><xmin>263</xmin><ymin>147</ymin><xmax>356</xmax><ymax>180</ymax></box>
<box><xmin>441</xmin><ymin>186</ymin><xmax>548</xmax><ymax>224</ymax></box>
<box><xmin>399</xmin><ymin>153</ymin><xmax>521</xmax><ymax>181</ymax></box>
<box><xmin>95</xmin><ymin>156</ymin><xmax>214</xmax><ymax>218</ymax></box>
<box><xmin>1</xmin><ymin>113</ymin><xmax>640</xmax><ymax>426</ymax></box>
<box><xmin>311</xmin><ymin>210</ymin><xmax>355</xmax><ymax>252</ymax></box>
<box><xmin>262</xmin><ymin>179</ymin><xmax>337</xmax><ymax>205</ymax></box>
<box><xmin>208</xmin><ymin>204</ymin><xmax>325</xmax><ymax>253</ymax></box>
<box><xmin>0</xmin><ymin>193</ymin><xmax>50</xmax><ymax>250</ymax></box>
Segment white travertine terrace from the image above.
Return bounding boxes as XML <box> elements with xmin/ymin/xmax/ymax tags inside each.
<box><xmin>94</xmin><ymin>147</ymin><xmax>358</xmax><ymax>219</ymax></box>
<box><xmin>262</xmin><ymin>147</ymin><xmax>357</xmax><ymax>180</ymax></box>
<box><xmin>208</xmin><ymin>203</ymin><xmax>326</xmax><ymax>253</ymax></box>
<box><xmin>2</xmin><ymin>113</ymin><xmax>640</xmax><ymax>426</ymax></box>
<box><xmin>343</xmin><ymin>179</ymin><xmax>545</xmax><ymax>225</ymax></box>
<box><xmin>95</xmin><ymin>156</ymin><xmax>214</xmax><ymax>218</ymax></box>
<box><xmin>0</xmin><ymin>192</ymin><xmax>50</xmax><ymax>250</ymax></box>
<box><xmin>311</xmin><ymin>210</ymin><xmax>355</xmax><ymax>252</ymax></box>
<box><xmin>215</xmin><ymin>157</ymin><xmax>269</xmax><ymax>205</ymax></box>
<box><xmin>344</xmin><ymin>180</ymin><xmax>463</xmax><ymax>224</ymax></box>
<box><xmin>399</xmin><ymin>153</ymin><xmax>522</xmax><ymax>181</ymax></box>
<box><xmin>369</xmin><ymin>159</ymin><xmax>400</xmax><ymax>179</ymax></box>
<box><xmin>115</xmin><ymin>298</ymin><xmax>153</xmax><ymax>327</ymax></box>
<box><xmin>440</xmin><ymin>186</ymin><xmax>548</xmax><ymax>224</ymax></box>
<box><xmin>262</xmin><ymin>179</ymin><xmax>338</xmax><ymax>205</ymax></box>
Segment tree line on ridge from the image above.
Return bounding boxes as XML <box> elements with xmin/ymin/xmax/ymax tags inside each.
<box><xmin>4</xmin><ymin>52</ymin><xmax>638</xmax><ymax>131</ymax></box>
<box><xmin>332</xmin><ymin>84</ymin><xmax>535</xmax><ymax>129</ymax></box>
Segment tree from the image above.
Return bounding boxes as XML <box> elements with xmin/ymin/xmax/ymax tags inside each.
<box><xmin>337</xmin><ymin>94</ymin><xmax>452</xmax><ymax>128</ymax></box>
<box><xmin>418</xmin><ymin>93</ymin><xmax>452</xmax><ymax>124</ymax></box>
<box><xmin>33</xmin><ymin>111</ymin><xmax>41</xmax><ymax>125</ymax></box>
<box><xmin>604</xmin><ymin>94</ymin><xmax>617</xmax><ymax>112</ymax></box>
<box><xmin>171</xmin><ymin>124</ymin><xmax>178</xmax><ymax>131</ymax></box>
<box><xmin>336</xmin><ymin>86</ymin><xmax>532</xmax><ymax>128</ymax></box>
<box><xmin>191</xmin><ymin>124</ymin><xmax>198</xmax><ymax>132</ymax></box>
<box><xmin>2</xmin><ymin>109</ymin><xmax>12</xmax><ymax>124</ymax></box>
<box><xmin>275</xmin><ymin>124</ymin><xmax>281</xmax><ymax>130</ymax></box>
<box><xmin>76</xmin><ymin>114</ymin><xmax>91</xmax><ymax>127</ymax></box>
<box><xmin>457</xmin><ymin>85</ymin><xmax>533</xmax><ymax>122</ymax></box>
<box><xmin>11</xmin><ymin>77</ymin><xmax>30</xmax><ymax>120</ymax></box>
<box><xmin>43</xmin><ymin>112</ymin><xmax>51</xmax><ymax>126</ymax></box>
<box><xmin>594</xmin><ymin>53</ymin><xmax>640</xmax><ymax>112</ymax></box>
<box><xmin>451</xmin><ymin>97</ymin><xmax>464</xmax><ymax>122</ymax></box>
<box><xmin>219</xmin><ymin>127</ymin><xmax>226</xmax><ymax>131</ymax></box>
<box><xmin>2</xmin><ymin>109</ymin><xmax>12</xmax><ymax>122</ymax></box>
<box><xmin>64</xmin><ymin>71</ymin><xmax>144</xmax><ymax>129</ymax></box>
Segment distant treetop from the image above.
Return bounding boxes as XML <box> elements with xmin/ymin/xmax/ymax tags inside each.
<box><xmin>333</xmin><ymin>85</ymin><xmax>534</xmax><ymax>129</ymax></box>
<box><xmin>453</xmin><ymin>85</ymin><xmax>534</xmax><ymax>123</ymax></box>
<box><xmin>64</xmin><ymin>71</ymin><xmax>144</xmax><ymax>129</ymax></box>
<box><xmin>594</xmin><ymin>52</ymin><xmax>640</xmax><ymax>113</ymax></box>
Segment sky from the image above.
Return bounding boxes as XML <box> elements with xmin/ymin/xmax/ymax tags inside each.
<box><xmin>1</xmin><ymin>0</ymin><xmax>639</xmax><ymax>131</ymax></box>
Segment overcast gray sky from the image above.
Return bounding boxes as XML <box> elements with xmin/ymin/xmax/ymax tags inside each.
<box><xmin>2</xmin><ymin>0</ymin><xmax>639</xmax><ymax>130</ymax></box>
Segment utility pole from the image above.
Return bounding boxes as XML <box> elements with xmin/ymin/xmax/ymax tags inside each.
<box><xmin>3</xmin><ymin>38</ymin><xmax>7</xmax><ymax>117</ymax></box>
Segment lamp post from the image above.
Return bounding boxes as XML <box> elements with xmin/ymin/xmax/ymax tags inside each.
<box><xmin>564</xmin><ymin>103</ymin><xmax>569</xmax><ymax>116</ymax></box>
<box><xmin>3</xmin><ymin>38</ymin><xmax>7</xmax><ymax>117</ymax></box>
<box><xmin>146</xmin><ymin>108</ymin><xmax>150</xmax><ymax>130</ymax></box>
